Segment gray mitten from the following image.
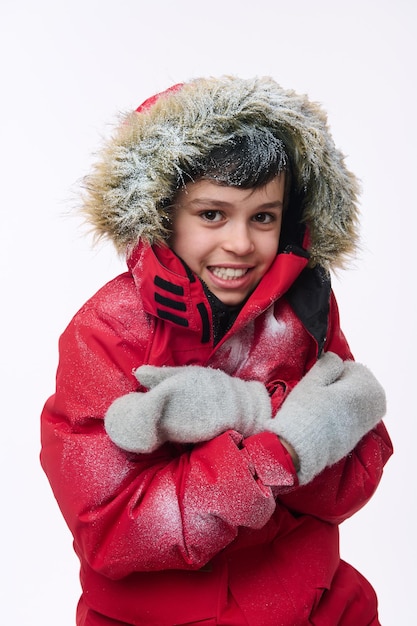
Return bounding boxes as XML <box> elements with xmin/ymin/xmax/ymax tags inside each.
<box><xmin>104</xmin><ymin>365</ymin><xmax>271</xmax><ymax>453</ymax></box>
<box><xmin>265</xmin><ymin>352</ymin><xmax>386</xmax><ymax>484</ymax></box>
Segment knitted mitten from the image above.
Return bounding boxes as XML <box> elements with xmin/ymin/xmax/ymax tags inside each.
<box><xmin>266</xmin><ymin>352</ymin><xmax>386</xmax><ymax>484</ymax></box>
<box><xmin>105</xmin><ymin>354</ymin><xmax>386</xmax><ymax>485</ymax></box>
<box><xmin>104</xmin><ymin>365</ymin><xmax>271</xmax><ymax>453</ymax></box>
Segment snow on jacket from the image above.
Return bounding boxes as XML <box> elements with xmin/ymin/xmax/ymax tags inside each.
<box><xmin>40</xmin><ymin>76</ymin><xmax>393</xmax><ymax>625</ymax></box>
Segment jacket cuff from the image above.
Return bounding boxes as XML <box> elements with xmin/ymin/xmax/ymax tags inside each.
<box><xmin>243</xmin><ymin>431</ymin><xmax>298</xmax><ymax>491</ymax></box>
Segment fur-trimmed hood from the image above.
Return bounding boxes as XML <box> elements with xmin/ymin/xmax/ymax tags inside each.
<box><xmin>82</xmin><ymin>76</ymin><xmax>360</xmax><ymax>269</ymax></box>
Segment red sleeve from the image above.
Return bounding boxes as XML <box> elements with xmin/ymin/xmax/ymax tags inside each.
<box><xmin>279</xmin><ymin>421</ymin><xmax>392</xmax><ymax>523</ymax></box>
<box><xmin>41</xmin><ymin>298</ymin><xmax>297</xmax><ymax>580</ymax></box>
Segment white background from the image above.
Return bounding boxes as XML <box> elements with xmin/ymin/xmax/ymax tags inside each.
<box><xmin>1</xmin><ymin>1</ymin><xmax>415</xmax><ymax>623</ymax></box>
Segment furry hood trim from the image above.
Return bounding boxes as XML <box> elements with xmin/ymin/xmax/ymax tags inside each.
<box><xmin>82</xmin><ymin>76</ymin><xmax>360</xmax><ymax>269</ymax></box>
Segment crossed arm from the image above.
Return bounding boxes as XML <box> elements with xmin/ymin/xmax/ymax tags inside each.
<box><xmin>105</xmin><ymin>353</ymin><xmax>386</xmax><ymax>485</ymax></box>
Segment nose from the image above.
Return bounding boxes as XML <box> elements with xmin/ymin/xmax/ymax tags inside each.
<box><xmin>222</xmin><ymin>221</ymin><xmax>255</xmax><ymax>256</ymax></box>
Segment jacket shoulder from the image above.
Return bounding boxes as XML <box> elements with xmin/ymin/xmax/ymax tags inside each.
<box><xmin>67</xmin><ymin>271</ymin><xmax>149</xmax><ymax>341</ymax></box>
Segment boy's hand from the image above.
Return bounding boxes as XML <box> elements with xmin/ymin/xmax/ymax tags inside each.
<box><xmin>104</xmin><ymin>365</ymin><xmax>271</xmax><ymax>453</ymax></box>
<box><xmin>265</xmin><ymin>352</ymin><xmax>386</xmax><ymax>484</ymax></box>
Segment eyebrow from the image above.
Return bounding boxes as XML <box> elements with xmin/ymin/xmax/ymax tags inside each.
<box><xmin>187</xmin><ymin>198</ymin><xmax>284</xmax><ymax>209</ymax></box>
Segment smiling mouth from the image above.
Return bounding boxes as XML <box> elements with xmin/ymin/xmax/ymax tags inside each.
<box><xmin>209</xmin><ymin>267</ymin><xmax>250</xmax><ymax>280</ymax></box>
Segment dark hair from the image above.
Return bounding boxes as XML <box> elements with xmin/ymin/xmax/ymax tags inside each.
<box><xmin>163</xmin><ymin>128</ymin><xmax>302</xmax><ymax>245</ymax></box>
<box><xmin>180</xmin><ymin>128</ymin><xmax>289</xmax><ymax>189</ymax></box>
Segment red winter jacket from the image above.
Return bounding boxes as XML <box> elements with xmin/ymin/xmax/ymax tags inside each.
<box><xmin>41</xmin><ymin>243</ymin><xmax>392</xmax><ymax>625</ymax></box>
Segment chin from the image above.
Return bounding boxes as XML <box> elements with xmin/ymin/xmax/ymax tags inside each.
<box><xmin>216</xmin><ymin>293</ymin><xmax>247</xmax><ymax>306</ymax></box>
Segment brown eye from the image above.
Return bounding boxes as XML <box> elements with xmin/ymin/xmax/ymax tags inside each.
<box><xmin>252</xmin><ymin>213</ymin><xmax>274</xmax><ymax>223</ymax></box>
<box><xmin>201</xmin><ymin>211</ymin><xmax>223</xmax><ymax>222</ymax></box>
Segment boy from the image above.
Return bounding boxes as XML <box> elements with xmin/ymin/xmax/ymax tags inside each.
<box><xmin>41</xmin><ymin>76</ymin><xmax>392</xmax><ymax>625</ymax></box>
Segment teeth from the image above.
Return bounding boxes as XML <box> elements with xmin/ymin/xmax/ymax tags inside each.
<box><xmin>211</xmin><ymin>267</ymin><xmax>248</xmax><ymax>280</ymax></box>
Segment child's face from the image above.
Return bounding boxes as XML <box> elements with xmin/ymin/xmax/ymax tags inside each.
<box><xmin>170</xmin><ymin>175</ymin><xmax>285</xmax><ymax>305</ymax></box>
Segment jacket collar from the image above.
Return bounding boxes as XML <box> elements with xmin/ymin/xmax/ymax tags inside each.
<box><xmin>128</xmin><ymin>243</ymin><xmax>309</xmax><ymax>343</ymax></box>
<box><xmin>128</xmin><ymin>243</ymin><xmax>211</xmax><ymax>339</ymax></box>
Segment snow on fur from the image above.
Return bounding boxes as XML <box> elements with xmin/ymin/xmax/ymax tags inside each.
<box><xmin>82</xmin><ymin>76</ymin><xmax>360</xmax><ymax>269</ymax></box>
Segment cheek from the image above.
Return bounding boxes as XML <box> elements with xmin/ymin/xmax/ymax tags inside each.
<box><xmin>171</xmin><ymin>231</ymin><xmax>207</xmax><ymax>269</ymax></box>
<box><xmin>257</xmin><ymin>231</ymin><xmax>281</xmax><ymax>265</ymax></box>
